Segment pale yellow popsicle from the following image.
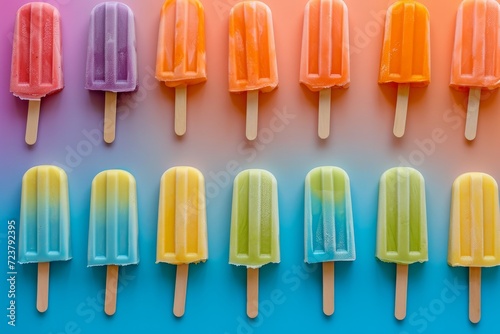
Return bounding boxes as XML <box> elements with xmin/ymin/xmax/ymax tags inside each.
<box><xmin>157</xmin><ymin>166</ymin><xmax>207</xmax><ymax>317</ymax></box>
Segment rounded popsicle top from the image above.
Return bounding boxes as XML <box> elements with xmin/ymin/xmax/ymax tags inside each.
<box><xmin>304</xmin><ymin>166</ymin><xmax>355</xmax><ymax>264</ymax></box>
<box><xmin>300</xmin><ymin>0</ymin><xmax>350</xmax><ymax>91</ymax></box>
<box><xmin>229</xmin><ymin>169</ymin><xmax>280</xmax><ymax>268</ymax></box>
<box><xmin>376</xmin><ymin>167</ymin><xmax>428</xmax><ymax>265</ymax></box>
<box><xmin>156</xmin><ymin>0</ymin><xmax>207</xmax><ymax>87</ymax></box>
<box><xmin>156</xmin><ymin>166</ymin><xmax>208</xmax><ymax>265</ymax></box>
<box><xmin>88</xmin><ymin>169</ymin><xmax>139</xmax><ymax>267</ymax></box>
<box><xmin>10</xmin><ymin>2</ymin><xmax>64</xmax><ymax>100</ymax></box>
<box><xmin>85</xmin><ymin>2</ymin><xmax>138</xmax><ymax>92</ymax></box>
<box><xmin>228</xmin><ymin>1</ymin><xmax>279</xmax><ymax>93</ymax></box>
<box><xmin>450</xmin><ymin>0</ymin><xmax>500</xmax><ymax>90</ymax></box>
<box><xmin>19</xmin><ymin>165</ymin><xmax>71</xmax><ymax>264</ymax></box>
<box><xmin>448</xmin><ymin>172</ymin><xmax>500</xmax><ymax>267</ymax></box>
<box><xmin>378</xmin><ymin>0</ymin><xmax>431</xmax><ymax>87</ymax></box>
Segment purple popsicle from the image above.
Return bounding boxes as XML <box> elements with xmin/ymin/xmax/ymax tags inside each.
<box><xmin>85</xmin><ymin>2</ymin><xmax>137</xmax><ymax>144</ymax></box>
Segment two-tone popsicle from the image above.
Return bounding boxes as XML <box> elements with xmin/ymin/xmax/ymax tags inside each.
<box><xmin>88</xmin><ymin>170</ymin><xmax>139</xmax><ymax>315</ymax></box>
<box><xmin>156</xmin><ymin>167</ymin><xmax>208</xmax><ymax>317</ymax></box>
<box><xmin>305</xmin><ymin>167</ymin><xmax>355</xmax><ymax>315</ymax></box>
<box><xmin>19</xmin><ymin>165</ymin><xmax>71</xmax><ymax>312</ymax></box>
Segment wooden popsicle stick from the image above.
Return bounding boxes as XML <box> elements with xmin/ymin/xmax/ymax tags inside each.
<box><xmin>318</xmin><ymin>88</ymin><xmax>332</xmax><ymax>139</ymax></box>
<box><xmin>173</xmin><ymin>264</ymin><xmax>189</xmax><ymax>317</ymax></box>
<box><xmin>469</xmin><ymin>267</ymin><xmax>481</xmax><ymax>323</ymax></box>
<box><xmin>246</xmin><ymin>90</ymin><xmax>259</xmax><ymax>141</ymax></box>
<box><xmin>393</xmin><ymin>83</ymin><xmax>410</xmax><ymax>138</ymax></box>
<box><xmin>465</xmin><ymin>88</ymin><xmax>481</xmax><ymax>141</ymax></box>
<box><xmin>395</xmin><ymin>264</ymin><xmax>408</xmax><ymax>320</ymax></box>
<box><xmin>104</xmin><ymin>265</ymin><xmax>119</xmax><ymax>316</ymax></box>
<box><xmin>247</xmin><ymin>268</ymin><xmax>259</xmax><ymax>318</ymax></box>
<box><xmin>37</xmin><ymin>262</ymin><xmax>50</xmax><ymax>313</ymax></box>
<box><xmin>104</xmin><ymin>91</ymin><xmax>117</xmax><ymax>144</ymax></box>
<box><xmin>322</xmin><ymin>262</ymin><xmax>334</xmax><ymax>316</ymax></box>
<box><xmin>175</xmin><ymin>85</ymin><xmax>187</xmax><ymax>136</ymax></box>
<box><xmin>26</xmin><ymin>100</ymin><xmax>41</xmax><ymax>145</ymax></box>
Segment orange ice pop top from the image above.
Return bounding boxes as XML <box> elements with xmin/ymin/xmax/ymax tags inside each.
<box><xmin>379</xmin><ymin>0</ymin><xmax>430</xmax><ymax>87</ymax></box>
<box><xmin>228</xmin><ymin>1</ymin><xmax>278</xmax><ymax>93</ymax></box>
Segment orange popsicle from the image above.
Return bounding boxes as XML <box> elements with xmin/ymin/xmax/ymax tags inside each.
<box><xmin>229</xmin><ymin>1</ymin><xmax>279</xmax><ymax>140</ymax></box>
<box><xmin>156</xmin><ymin>0</ymin><xmax>206</xmax><ymax>136</ymax></box>
<box><xmin>300</xmin><ymin>0</ymin><xmax>350</xmax><ymax>139</ymax></box>
<box><xmin>379</xmin><ymin>0</ymin><xmax>430</xmax><ymax>138</ymax></box>
<box><xmin>450</xmin><ymin>0</ymin><xmax>500</xmax><ymax>141</ymax></box>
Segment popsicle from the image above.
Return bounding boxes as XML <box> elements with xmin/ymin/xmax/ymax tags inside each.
<box><xmin>450</xmin><ymin>0</ymin><xmax>500</xmax><ymax>141</ymax></box>
<box><xmin>85</xmin><ymin>2</ymin><xmax>138</xmax><ymax>144</ymax></box>
<box><xmin>88</xmin><ymin>170</ymin><xmax>139</xmax><ymax>316</ymax></box>
<box><xmin>300</xmin><ymin>0</ymin><xmax>350</xmax><ymax>139</ymax></box>
<box><xmin>156</xmin><ymin>167</ymin><xmax>208</xmax><ymax>317</ymax></box>
<box><xmin>156</xmin><ymin>0</ymin><xmax>206</xmax><ymax>136</ymax></box>
<box><xmin>376</xmin><ymin>167</ymin><xmax>428</xmax><ymax>320</ymax></box>
<box><xmin>448</xmin><ymin>173</ymin><xmax>500</xmax><ymax>323</ymax></box>
<box><xmin>304</xmin><ymin>167</ymin><xmax>355</xmax><ymax>315</ymax></box>
<box><xmin>10</xmin><ymin>3</ymin><xmax>64</xmax><ymax>145</ymax></box>
<box><xmin>229</xmin><ymin>169</ymin><xmax>280</xmax><ymax>318</ymax></box>
<box><xmin>379</xmin><ymin>0</ymin><xmax>431</xmax><ymax>138</ymax></box>
<box><xmin>229</xmin><ymin>1</ymin><xmax>279</xmax><ymax>140</ymax></box>
<box><xmin>18</xmin><ymin>165</ymin><xmax>71</xmax><ymax>312</ymax></box>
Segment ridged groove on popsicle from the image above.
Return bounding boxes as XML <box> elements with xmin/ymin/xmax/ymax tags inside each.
<box><xmin>450</xmin><ymin>0</ymin><xmax>500</xmax><ymax>89</ymax></box>
<box><xmin>85</xmin><ymin>2</ymin><xmax>137</xmax><ymax>92</ymax></box>
<box><xmin>10</xmin><ymin>3</ymin><xmax>63</xmax><ymax>100</ymax></box>
<box><xmin>156</xmin><ymin>0</ymin><xmax>206</xmax><ymax>87</ymax></box>
<box><xmin>156</xmin><ymin>167</ymin><xmax>208</xmax><ymax>264</ymax></box>
<box><xmin>228</xmin><ymin>1</ymin><xmax>278</xmax><ymax>93</ymax></box>
<box><xmin>300</xmin><ymin>0</ymin><xmax>350</xmax><ymax>91</ymax></box>
<box><xmin>229</xmin><ymin>170</ymin><xmax>280</xmax><ymax>268</ymax></box>
<box><xmin>88</xmin><ymin>170</ymin><xmax>139</xmax><ymax>266</ymax></box>
<box><xmin>304</xmin><ymin>167</ymin><xmax>355</xmax><ymax>263</ymax></box>
<box><xmin>376</xmin><ymin>167</ymin><xmax>428</xmax><ymax>264</ymax></box>
<box><xmin>448</xmin><ymin>173</ymin><xmax>500</xmax><ymax>267</ymax></box>
<box><xmin>19</xmin><ymin>166</ymin><xmax>71</xmax><ymax>263</ymax></box>
<box><xmin>378</xmin><ymin>0</ymin><xmax>430</xmax><ymax>86</ymax></box>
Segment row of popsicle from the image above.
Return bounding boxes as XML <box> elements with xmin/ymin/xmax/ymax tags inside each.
<box><xmin>11</xmin><ymin>0</ymin><xmax>498</xmax><ymax>145</ymax></box>
<box><xmin>19</xmin><ymin>165</ymin><xmax>499</xmax><ymax>323</ymax></box>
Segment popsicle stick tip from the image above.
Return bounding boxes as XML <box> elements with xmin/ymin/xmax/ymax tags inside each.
<box><xmin>104</xmin><ymin>265</ymin><xmax>119</xmax><ymax>316</ymax></box>
<box><xmin>395</xmin><ymin>264</ymin><xmax>408</xmax><ymax>321</ymax></box>
<box><xmin>175</xmin><ymin>86</ymin><xmax>187</xmax><ymax>136</ymax></box>
<box><xmin>104</xmin><ymin>92</ymin><xmax>117</xmax><ymax>144</ymax></box>
<box><xmin>247</xmin><ymin>268</ymin><xmax>259</xmax><ymax>319</ymax></box>
<box><xmin>393</xmin><ymin>84</ymin><xmax>410</xmax><ymax>138</ymax></box>
<box><xmin>469</xmin><ymin>267</ymin><xmax>481</xmax><ymax>324</ymax></box>
<box><xmin>322</xmin><ymin>262</ymin><xmax>334</xmax><ymax>316</ymax></box>
<box><xmin>37</xmin><ymin>262</ymin><xmax>50</xmax><ymax>313</ymax></box>
<box><xmin>246</xmin><ymin>91</ymin><xmax>259</xmax><ymax>141</ymax></box>
<box><xmin>465</xmin><ymin>88</ymin><xmax>481</xmax><ymax>141</ymax></box>
<box><xmin>318</xmin><ymin>89</ymin><xmax>331</xmax><ymax>140</ymax></box>
<box><xmin>26</xmin><ymin>100</ymin><xmax>41</xmax><ymax>145</ymax></box>
<box><xmin>173</xmin><ymin>264</ymin><xmax>189</xmax><ymax>318</ymax></box>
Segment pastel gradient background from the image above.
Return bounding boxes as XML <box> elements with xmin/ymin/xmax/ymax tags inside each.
<box><xmin>1</xmin><ymin>0</ymin><xmax>500</xmax><ymax>333</ymax></box>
